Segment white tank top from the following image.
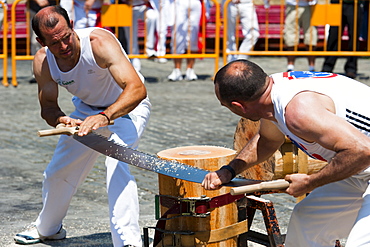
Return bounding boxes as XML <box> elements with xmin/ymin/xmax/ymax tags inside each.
<box><xmin>46</xmin><ymin>27</ymin><xmax>142</xmax><ymax>107</ymax></box>
<box><xmin>271</xmin><ymin>71</ymin><xmax>370</xmax><ymax>163</ymax></box>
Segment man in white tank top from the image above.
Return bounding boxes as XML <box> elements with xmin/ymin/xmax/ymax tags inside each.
<box><xmin>202</xmin><ymin>60</ymin><xmax>370</xmax><ymax>246</ymax></box>
<box><xmin>14</xmin><ymin>6</ymin><xmax>151</xmax><ymax>247</ymax></box>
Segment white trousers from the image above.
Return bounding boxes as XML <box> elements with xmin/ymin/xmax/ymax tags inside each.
<box><xmin>59</xmin><ymin>0</ymin><xmax>74</xmax><ymax>20</ymax></box>
<box><xmin>224</xmin><ymin>1</ymin><xmax>259</xmax><ymax>62</ymax></box>
<box><xmin>285</xmin><ymin>175</ymin><xmax>370</xmax><ymax>247</ymax></box>
<box><xmin>151</xmin><ymin>0</ymin><xmax>173</xmax><ymax>57</ymax></box>
<box><xmin>171</xmin><ymin>0</ymin><xmax>201</xmax><ymax>54</ymax></box>
<box><xmin>74</xmin><ymin>0</ymin><xmax>102</xmax><ymax>29</ymax></box>
<box><xmin>125</xmin><ymin>5</ymin><xmax>157</xmax><ymax>56</ymax></box>
<box><xmin>0</xmin><ymin>6</ymin><xmax>4</xmax><ymax>29</ymax></box>
<box><xmin>35</xmin><ymin>97</ymin><xmax>151</xmax><ymax>247</ymax></box>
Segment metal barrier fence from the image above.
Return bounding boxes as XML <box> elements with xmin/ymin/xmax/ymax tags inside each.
<box><xmin>5</xmin><ymin>0</ymin><xmax>370</xmax><ymax>87</ymax></box>
<box><xmin>0</xmin><ymin>0</ymin><xmax>8</xmax><ymax>86</ymax></box>
<box><xmin>223</xmin><ymin>0</ymin><xmax>370</xmax><ymax>63</ymax></box>
<box><xmin>11</xmin><ymin>0</ymin><xmax>30</xmax><ymax>87</ymax></box>
<box><xmin>8</xmin><ymin>0</ymin><xmax>221</xmax><ymax>87</ymax></box>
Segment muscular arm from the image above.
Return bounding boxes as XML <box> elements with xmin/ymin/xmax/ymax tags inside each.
<box><xmin>91</xmin><ymin>29</ymin><xmax>147</xmax><ymax>119</ymax></box>
<box><xmin>34</xmin><ymin>48</ymin><xmax>70</xmax><ymax>127</ymax></box>
<box><xmin>285</xmin><ymin>92</ymin><xmax>370</xmax><ymax>197</ymax></box>
<box><xmin>232</xmin><ymin>119</ymin><xmax>285</xmax><ymax>174</ymax></box>
<box><xmin>78</xmin><ymin>29</ymin><xmax>147</xmax><ymax>135</ymax></box>
<box><xmin>202</xmin><ymin>119</ymin><xmax>285</xmax><ymax>189</ymax></box>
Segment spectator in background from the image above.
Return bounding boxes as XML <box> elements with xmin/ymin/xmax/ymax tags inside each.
<box><xmin>152</xmin><ymin>0</ymin><xmax>173</xmax><ymax>64</ymax></box>
<box><xmin>284</xmin><ymin>0</ymin><xmax>317</xmax><ymax>72</ymax></box>
<box><xmin>321</xmin><ymin>0</ymin><xmax>363</xmax><ymax>79</ymax></box>
<box><xmin>115</xmin><ymin>0</ymin><xmax>172</xmax><ymax>67</ymax></box>
<box><xmin>167</xmin><ymin>0</ymin><xmax>205</xmax><ymax>81</ymax></box>
<box><xmin>59</xmin><ymin>0</ymin><xmax>74</xmax><ymax>20</ymax></box>
<box><xmin>222</xmin><ymin>0</ymin><xmax>260</xmax><ymax>63</ymax></box>
<box><xmin>29</xmin><ymin>0</ymin><xmax>57</xmax><ymax>55</ymax></box>
<box><xmin>73</xmin><ymin>0</ymin><xmax>103</xmax><ymax>29</ymax></box>
<box><xmin>28</xmin><ymin>0</ymin><xmax>57</xmax><ymax>84</ymax></box>
<box><xmin>123</xmin><ymin>0</ymin><xmax>158</xmax><ymax>71</ymax></box>
<box><xmin>359</xmin><ymin>0</ymin><xmax>368</xmax><ymax>42</ymax></box>
<box><xmin>0</xmin><ymin>0</ymin><xmax>7</xmax><ymax>29</ymax></box>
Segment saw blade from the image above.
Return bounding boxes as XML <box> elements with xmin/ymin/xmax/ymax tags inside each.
<box><xmin>73</xmin><ymin>132</ymin><xmax>262</xmax><ymax>187</ymax></box>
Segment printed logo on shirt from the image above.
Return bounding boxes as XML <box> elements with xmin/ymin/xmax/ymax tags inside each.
<box><xmin>56</xmin><ymin>79</ymin><xmax>75</xmax><ymax>86</ymax></box>
<box><xmin>287</xmin><ymin>135</ymin><xmax>327</xmax><ymax>162</ymax></box>
<box><xmin>87</xmin><ymin>69</ymin><xmax>95</xmax><ymax>74</ymax></box>
<box><xmin>283</xmin><ymin>71</ymin><xmax>338</xmax><ymax>80</ymax></box>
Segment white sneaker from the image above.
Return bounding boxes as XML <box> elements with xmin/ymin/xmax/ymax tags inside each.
<box><xmin>185</xmin><ymin>68</ymin><xmax>198</xmax><ymax>81</ymax></box>
<box><xmin>14</xmin><ymin>223</ymin><xmax>66</xmax><ymax>244</ymax></box>
<box><xmin>146</xmin><ymin>48</ymin><xmax>156</xmax><ymax>58</ymax></box>
<box><xmin>156</xmin><ymin>58</ymin><xmax>168</xmax><ymax>64</ymax></box>
<box><xmin>168</xmin><ymin>69</ymin><xmax>183</xmax><ymax>81</ymax></box>
<box><xmin>131</xmin><ymin>58</ymin><xmax>141</xmax><ymax>72</ymax></box>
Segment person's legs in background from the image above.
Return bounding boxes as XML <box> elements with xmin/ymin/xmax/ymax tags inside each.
<box><xmin>237</xmin><ymin>2</ymin><xmax>260</xmax><ymax>60</ymax></box>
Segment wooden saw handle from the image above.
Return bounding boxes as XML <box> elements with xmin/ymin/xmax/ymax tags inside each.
<box><xmin>38</xmin><ymin>125</ymin><xmax>78</xmax><ymax>137</ymax></box>
<box><xmin>38</xmin><ymin>120</ymin><xmax>114</xmax><ymax>137</ymax></box>
<box><xmin>230</xmin><ymin>179</ymin><xmax>290</xmax><ymax>195</ymax></box>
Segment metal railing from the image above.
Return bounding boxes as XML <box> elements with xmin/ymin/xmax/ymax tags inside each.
<box><xmin>11</xmin><ymin>0</ymin><xmax>31</xmax><ymax>87</ymax></box>
<box><xmin>5</xmin><ymin>0</ymin><xmax>370</xmax><ymax>86</ymax></box>
<box><xmin>0</xmin><ymin>0</ymin><xmax>8</xmax><ymax>86</ymax></box>
<box><xmin>223</xmin><ymin>0</ymin><xmax>370</xmax><ymax>60</ymax></box>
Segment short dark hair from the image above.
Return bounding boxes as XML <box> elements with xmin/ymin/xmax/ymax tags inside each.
<box><xmin>214</xmin><ymin>60</ymin><xmax>268</xmax><ymax>104</ymax></box>
<box><xmin>32</xmin><ymin>6</ymin><xmax>72</xmax><ymax>43</ymax></box>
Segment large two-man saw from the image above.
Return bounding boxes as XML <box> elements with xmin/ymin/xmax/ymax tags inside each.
<box><xmin>38</xmin><ymin>125</ymin><xmax>289</xmax><ymax>193</ymax></box>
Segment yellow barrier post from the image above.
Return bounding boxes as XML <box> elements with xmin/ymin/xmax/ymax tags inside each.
<box><xmin>0</xmin><ymin>0</ymin><xmax>8</xmax><ymax>87</ymax></box>
<box><xmin>213</xmin><ymin>0</ymin><xmax>220</xmax><ymax>74</ymax></box>
<box><xmin>11</xmin><ymin>0</ymin><xmax>33</xmax><ymax>87</ymax></box>
<box><xmin>310</xmin><ymin>3</ymin><xmax>341</xmax><ymax>26</ymax></box>
<box><xmin>222</xmin><ymin>0</ymin><xmax>230</xmax><ymax>65</ymax></box>
<box><xmin>102</xmin><ymin>3</ymin><xmax>137</xmax><ymax>56</ymax></box>
<box><xmin>101</xmin><ymin>4</ymin><xmax>133</xmax><ymax>27</ymax></box>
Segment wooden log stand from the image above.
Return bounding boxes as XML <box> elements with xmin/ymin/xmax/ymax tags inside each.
<box><xmin>156</xmin><ymin>145</ymin><xmax>239</xmax><ymax>247</ymax></box>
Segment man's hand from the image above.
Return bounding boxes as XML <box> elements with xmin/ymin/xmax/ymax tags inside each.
<box><xmin>57</xmin><ymin>114</ymin><xmax>110</xmax><ymax>136</ymax></box>
<box><xmin>57</xmin><ymin>116</ymin><xmax>83</xmax><ymax>127</ymax></box>
<box><xmin>77</xmin><ymin>113</ymin><xmax>111</xmax><ymax>136</ymax></box>
<box><xmin>202</xmin><ymin>168</ymin><xmax>233</xmax><ymax>190</ymax></box>
<box><xmin>285</xmin><ymin>173</ymin><xmax>314</xmax><ymax>197</ymax></box>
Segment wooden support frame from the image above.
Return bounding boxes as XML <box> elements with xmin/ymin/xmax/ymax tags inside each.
<box><xmin>145</xmin><ymin>194</ymin><xmax>286</xmax><ymax>247</ymax></box>
<box><xmin>237</xmin><ymin>195</ymin><xmax>285</xmax><ymax>247</ymax></box>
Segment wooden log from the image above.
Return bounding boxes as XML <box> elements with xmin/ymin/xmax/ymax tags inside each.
<box><xmin>157</xmin><ymin>146</ymin><xmax>239</xmax><ymax>247</ymax></box>
<box><xmin>233</xmin><ymin>118</ymin><xmax>275</xmax><ymax>181</ymax></box>
<box><xmin>273</xmin><ymin>155</ymin><xmax>327</xmax><ymax>179</ymax></box>
<box><xmin>233</xmin><ymin>118</ymin><xmax>327</xmax><ymax>180</ymax></box>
